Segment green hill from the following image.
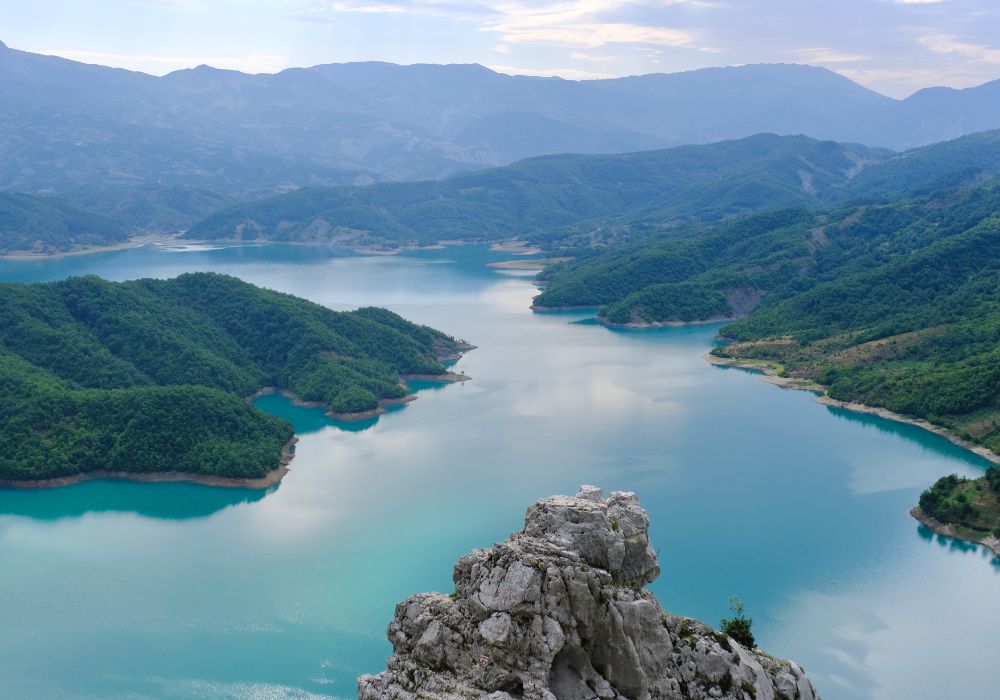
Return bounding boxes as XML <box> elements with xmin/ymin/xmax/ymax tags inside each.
<box><xmin>185</xmin><ymin>134</ymin><xmax>887</xmax><ymax>249</ymax></box>
<box><xmin>185</xmin><ymin>130</ymin><xmax>1000</xmax><ymax>251</ymax></box>
<box><xmin>0</xmin><ymin>192</ymin><xmax>126</xmax><ymax>254</ymax></box>
<box><xmin>0</xmin><ymin>273</ymin><xmax>467</xmax><ymax>482</ymax></box>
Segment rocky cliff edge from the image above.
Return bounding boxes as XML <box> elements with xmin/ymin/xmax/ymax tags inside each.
<box><xmin>359</xmin><ymin>485</ymin><xmax>819</xmax><ymax>700</ymax></box>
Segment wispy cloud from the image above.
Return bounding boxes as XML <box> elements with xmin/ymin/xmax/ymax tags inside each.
<box><xmin>120</xmin><ymin>0</ymin><xmax>206</xmax><ymax>10</ymax></box>
<box><xmin>571</xmin><ymin>51</ymin><xmax>616</xmax><ymax>62</ymax></box>
<box><xmin>481</xmin><ymin>1</ymin><xmax>702</xmax><ymax>49</ymax></box>
<box><xmin>920</xmin><ymin>34</ymin><xmax>1000</xmax><ymax>64</ymax></box>
<box><xmin>797</xmin><ymin>47</ymin><xmax>868</xmax><ymax>64</ymax></box>
<box><xmin>296</xmin><ymin>1</ymin><xmax>709</xmax><ymax>50</ymax></box>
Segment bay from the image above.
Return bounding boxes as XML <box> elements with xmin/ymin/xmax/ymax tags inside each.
<box><xmin>0</xmin><ymin>243</ymin><xmax>996</xmax><ymax>699</ymax></box>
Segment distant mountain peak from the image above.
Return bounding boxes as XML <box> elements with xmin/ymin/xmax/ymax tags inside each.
<box><xmin>0</xmin><ymin>39</ymin><xmax>8</xmax><ymax>50</ymax></box>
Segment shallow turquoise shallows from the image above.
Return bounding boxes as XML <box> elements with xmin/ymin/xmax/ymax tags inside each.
<box><xmin>0</xmin><ymin>244</ymin><xmax>998</xmax><ymax>700</ymax></box>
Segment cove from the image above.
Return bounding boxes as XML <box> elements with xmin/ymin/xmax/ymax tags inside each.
<box><xmin>0</xmin><ymin>244</ymin><xmax>997</xmax><ymax>699</ymax></box>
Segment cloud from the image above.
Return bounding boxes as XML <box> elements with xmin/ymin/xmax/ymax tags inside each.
<box><xmin>120</xmin><ymin>0</ymin><xmax>206</xmax><ymax>9</ymax></box>
<box><xmin>296</xmin><ymin>1</ymin><xmax>709</xmax><ymax>50</ymax></box>
<box><xmin>481</xmin><ymin>1</ymin><xmax>704</xmax><ymax>50</ymax></box>
<box><xmin>797</xmin><ymin>47</ymin><xmax>869</xmax><ymax>63</ymax></box>
<box><xmin>920</xmin><ymin>33</ymin><xmax>1000</xmax><ymax>64</ymax></box>
<box><xmin>571</xmin><ymin>51</ymin><xmax>616</xmax><ymax>62</ymax></box>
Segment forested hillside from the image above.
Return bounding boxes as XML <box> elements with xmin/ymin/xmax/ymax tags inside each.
<box><xmin>0</xmin><ymin>193</ymin><xmax>127</xmax><ymax>254</ymax></box>
<box><xmin>0</xmin><ymin>273</ymin><xmax>466</xmax><ymax>482</ymax></box>
<box><xmin>186</xmin><ymin>135</ymin><xmax>885</xmax><ymax>248</ymax></box>
<box><xmin>186</xmin><ymin>130</ymin><xmax>1000</xmax><ymax>251</ymax></box>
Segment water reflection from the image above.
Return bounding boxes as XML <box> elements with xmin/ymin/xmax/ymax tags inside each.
<box><xmin>0</xmin><ymin>480</ymin><xmax>269</xmax><ymax>521</ymax></box>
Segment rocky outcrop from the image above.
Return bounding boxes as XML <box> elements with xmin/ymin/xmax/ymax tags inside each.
<box><xmin>358</xmin><ymin>486</ymin><xmax>820</xmax><ymax>700</ymax></box>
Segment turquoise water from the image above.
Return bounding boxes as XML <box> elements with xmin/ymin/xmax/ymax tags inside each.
<box><xmin>0</xmin><ymin>243</ymin><xmax>998</xmax><ymax>699</ymax></box>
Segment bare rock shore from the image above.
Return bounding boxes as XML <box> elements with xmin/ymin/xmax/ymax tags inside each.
<box><xmin>359</xmin><ymin>486</ymin><xmax>819</xmax><ymax>700</ymax></box>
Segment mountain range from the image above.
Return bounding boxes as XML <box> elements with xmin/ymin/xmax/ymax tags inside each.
<box><xmin>4</xmin><ymin>38</ymin><xmax>1000</xmax><ymax>196</ymax></box>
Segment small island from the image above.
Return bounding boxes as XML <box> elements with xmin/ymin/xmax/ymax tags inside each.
<box><xmin>913</xmin><ymin>468</ymin><xmax>1000</xmax><ymax>556</ymax></box>
<box><xmin>0</xmin><ymin>272</ymin><xmax>471</xmax><ymax>488</ymax></box>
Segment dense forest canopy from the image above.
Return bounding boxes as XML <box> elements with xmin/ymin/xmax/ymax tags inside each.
<box><xmin>0</xmin><ymin>273</ymin><xmax>465</xmax><ymax>481</ymax></box>
<box><xmin>0</xmin><ymin>193</ymin><xmax>127</xmax><ymax>254</ymax></box>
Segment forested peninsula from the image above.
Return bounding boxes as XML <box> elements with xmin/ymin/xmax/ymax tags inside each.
<box><xmin>0</xmin><ymin>273</ymin><xmax>469</xmax><ymax>486</ymax></box>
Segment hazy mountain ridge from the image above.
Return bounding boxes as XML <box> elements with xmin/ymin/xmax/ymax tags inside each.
<box><xmin>4</xmin><ymin>40</ymin><xmax>1000</xmax><ymax>195</ymax></box>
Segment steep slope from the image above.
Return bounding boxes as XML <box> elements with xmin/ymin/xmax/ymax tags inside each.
<box><xmin>360</xmin><ymin>485</ymin><xmax>819</xmax><ymax>700</ymax></box>
<box><xmin>0</xmin><ymin>273</ymin><xmax>470</xmax><ymax>482</ymax></box>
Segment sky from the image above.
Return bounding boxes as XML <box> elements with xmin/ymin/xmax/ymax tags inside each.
<box><xmin>2</xmin><ymin>0</ymin><xmax>999</xmax><ymax>98</ymax></box>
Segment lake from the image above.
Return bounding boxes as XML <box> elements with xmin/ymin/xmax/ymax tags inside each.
<box><xmin>0</xmin><ymin>243</ymin><xmax>997</xmax><ymax>700</ymax></box>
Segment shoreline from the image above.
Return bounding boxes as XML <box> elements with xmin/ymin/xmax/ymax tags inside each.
<box><xmin>0</xmin><ymin>436</ymin><xmax>299</xmax><ymax>491</ymax></box>
<box><xmin>246</xmin><ymin>386</ymin><xmax>417</xmax><ymax>421</ymax></box>
<box><xmin>910</xmin><ymin>506</ymin><xmax>1000</xmax><ymax>557</ymax></box>
<box><xmin>530</xmin><ymin>304</ymin><xmax>600</xmax><ymax>313</ymax></box>
<box><xmin>705</xmin><ymin>354</ymin><xmax>1000</xmax><ymax>464</ymax></box>
<box><xmin>600</xmin><ymin>315</ymin><xmax>736</xmax><ymax>329</ymax></box>
<box><xmin>0</xmin><ymin>240</ymin><xmax>146</xmax><ymax>261</ymax></box>
<box><xmin>706</xmin><ymin>353</ymin><xmax>1000</xmax><ymax>554</ymax></box>
<box><xmin>488</xmin><ymin>257</ymin><xmax>569</xmax><ymax>271</ymax></box>
<box><xmin>402</xmin><ymin>371</ymin><xmax>471</xmax><ymax>383</ymax></box>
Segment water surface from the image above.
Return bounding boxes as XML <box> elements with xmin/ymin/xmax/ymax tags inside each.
<box><xmin>0</xmin><ymin>244</ymin><xmax>997</xmax><ymax>700</ymax></box>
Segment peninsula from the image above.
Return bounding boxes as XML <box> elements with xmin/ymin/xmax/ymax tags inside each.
<box><xmin>0</xmin><ymin>273</ymin><xmax>471</xmax><ymax>487</ymax></box>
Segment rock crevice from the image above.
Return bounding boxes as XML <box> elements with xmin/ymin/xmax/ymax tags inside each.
<box><xmin>359</xmin><ymin>486</ymin><xmax>820</xmax><ymax>700</ymax></box>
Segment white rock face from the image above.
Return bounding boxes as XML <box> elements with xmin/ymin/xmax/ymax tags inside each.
<box><xmin>358</xmin><ymin>486</ymin><xmax>820</xmax><ymax>700</ymax></box>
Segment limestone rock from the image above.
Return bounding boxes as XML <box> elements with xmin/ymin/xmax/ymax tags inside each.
<box><xmin>358</xmin><ymin>486</ymin><xmax>820</xmax><ymax>700</ymax></box>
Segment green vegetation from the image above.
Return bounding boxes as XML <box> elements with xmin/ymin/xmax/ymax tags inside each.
<box><xmin>918</xmin><ymin>467</ymin><xmax>1000</xmax><ymax>540</ymax></box>
<box><xmin>0</xmin><ymin>193</ymin><xmax>126</xmax><ymax>254</ymax></box>
<box><xmin>720</xmin><ymin>597</ymin><xmax>755</xmax><ymax>649</ymax></box>
<box><xmin>187</xmin><ymin>130</ymin><xmax>1000</xmax><ymax>251</ymax></box>
<box><xmin>186</xmin><ymin>134</ymin><xmax>885</xmax><ymax>249</ymax></box>
<box><xmin>535</xmin><ymin>208</ymin><xmax>814</xmax><ymax>319</ymax></box>
<box><xmin>712</xmin><ymin>183</ymin><xmax>1000</xmax><ymax>453</ymax></box>
<box><xmin>62</xmin><ymin>185</ymin><xmax>237</xmax><ymax>234</ymax></box>
<box><xmin>0</xmin><ymin>273</ymin><xmax>465</xmax><ymax>482</ymax></box>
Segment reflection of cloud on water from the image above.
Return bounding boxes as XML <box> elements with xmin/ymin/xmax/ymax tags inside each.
<box><xmin>766</xmin><ymin>540</ymin><xmax>1000</xmax><ymax>700</ymax></box>
<box><xmin>844</xmin><ymin>453</ymin><xmax>979</xmax><ymax>495</ymax></box>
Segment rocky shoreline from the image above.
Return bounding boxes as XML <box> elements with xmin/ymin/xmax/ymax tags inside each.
<box><xmin>0</xmin><ymin>436</ymin><xmax>298</xmax><ymax>490</ymax></box>
<box><xmin>910</xmin><ymin>506</ymin><xmax>1000</xmax><ymax>557</ymax></box>
<box><xmin>359</xmin><ymin>485</ymin><xmax>820</xmax><ymax>700</ymax></box>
